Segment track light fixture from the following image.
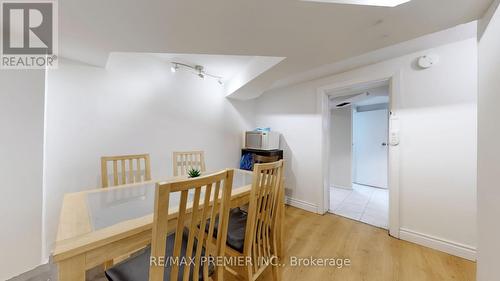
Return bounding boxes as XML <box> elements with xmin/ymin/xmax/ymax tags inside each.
<box><xmin>170</xmin><ymin>62</ymin><xmax>224</xmax><ymax>85</ymax></box>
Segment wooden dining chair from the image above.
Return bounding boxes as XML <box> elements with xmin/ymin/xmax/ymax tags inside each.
<box><xmin>105</xmin><ymin>169</ymin><xmax>234</xmax><ymax>281</ymax></box>
<box><xmin>101</xmin><ymin>154</ymin><xmax>151</xmax><ymax>188</ymax></box>
<box><xmin>173</xmin><ymin>151</ymin><xmax>206</xmax><ymax>176</ymax></box>
<box><xmin>210</xmin><ymin>160</ymin><xmax>284</xmax><ymax>281</ymax></box>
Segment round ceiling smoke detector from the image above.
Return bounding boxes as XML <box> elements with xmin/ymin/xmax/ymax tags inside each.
<box><xmin>417</xmin><ymin>54</ymin><xmax>439</xmax><ymax>69</ymax></box>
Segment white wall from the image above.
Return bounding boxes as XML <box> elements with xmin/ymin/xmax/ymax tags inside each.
<box><xmin>43</xmin><ymin>55</ymin><xmax>255</xmax><ymax>260</ymax></box>
<box><xmin>0</xmin><ymin>70</ymin><xmax>45</xmax><ymax>279</ymax></box>
<box><xmin>477</xmin><ymin>1</ymin><xmax>500</xmax><ymax>280</ymax></box>
<box><xmin>329</xmin><ymin>107</ymin><xmax>352</xmax><ymax>189</ymax></box>
<box><xmin>255</xmin><ymin>37</ymin><xmax>477</xmax><ymax>258</ymax></box>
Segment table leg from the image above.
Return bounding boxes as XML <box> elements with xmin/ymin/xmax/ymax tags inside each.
<box><xmin>58</xmin><ymin>254</ymin><xmax>86</xmax><ymax>281</ymax></box>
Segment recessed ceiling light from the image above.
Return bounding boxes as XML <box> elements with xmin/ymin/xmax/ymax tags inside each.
<box><xmin>302</xmin><ymin>0</ymin><xmax>411</xmax><ymax>7</ymax></box>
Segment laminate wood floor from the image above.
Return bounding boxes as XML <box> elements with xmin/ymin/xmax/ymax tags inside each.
<box><xmin>226</xmin><ymin>206</ymin><xmax>476</xmax><ymax>281</ymax></box>
<box><xmin>77</xmin><ymin>206</ymin><xmax>474</xmax><ymax>281</ymax></box>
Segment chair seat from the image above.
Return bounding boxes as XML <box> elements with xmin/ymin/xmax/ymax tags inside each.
<box><xmin>209</xmin><ymin>208</ymin><xmax>248</xmax><ymax>253</ymax></box>
<box><xmin>105</xmin><ymin>228</ymin><xmax>212</xmax><ymax>281</ymax></box>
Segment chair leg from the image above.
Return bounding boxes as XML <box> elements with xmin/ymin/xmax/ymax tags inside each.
<box><xmin>271</xmin><ymin>264</ymin><xmax>281</xmax><ymax>281</ymax></box>
<box><xmin>245</xmin><ymin>266</ymin><xmax>253</xmax><ymax>281</ymax></box>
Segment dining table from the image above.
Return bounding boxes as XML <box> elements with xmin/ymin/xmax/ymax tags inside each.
<box><xmin>52</xmin><ymin>169</ymin><xmax>284</xmax><ymax>281</ymax></box>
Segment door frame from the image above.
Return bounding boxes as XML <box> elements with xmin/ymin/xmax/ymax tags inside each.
<box><xmin>317</xmin><ymin>71</ymin><xmax>401</xmax><ymax>238</ymax></box>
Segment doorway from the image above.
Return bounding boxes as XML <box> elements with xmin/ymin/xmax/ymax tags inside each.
<box><xmin>328</xmin><ymin>85</ymin><xmax>390</xmax><ymax>229</ymax></box>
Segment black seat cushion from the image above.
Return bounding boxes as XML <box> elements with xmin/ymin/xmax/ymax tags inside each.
<box><xmin>207</xmin><ymin>208</ymin><xmax>248</xmax><ymax>253</ymax></box>
<box><xmin>105</xmin><ymin>228</ymin><xmax>213</xmax><ymax>281</ymax></box>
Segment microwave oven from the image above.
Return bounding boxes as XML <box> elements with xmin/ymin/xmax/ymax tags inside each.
<box><xmin>245</xmin><ymin>131</ymin><xmax>280</xmax><ymax>150</ymax></box>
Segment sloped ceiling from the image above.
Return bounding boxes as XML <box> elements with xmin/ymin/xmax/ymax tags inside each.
<box><xmin>59</xmin><ymin>0</ymin><xmax>493</xmax><ymax>99</ymax></box>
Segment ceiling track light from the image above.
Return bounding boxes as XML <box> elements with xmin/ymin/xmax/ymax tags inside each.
<box><xmin>170</xmin><ymin>62</ymin><xmax>224</xmax><ymax>85</ymax></box>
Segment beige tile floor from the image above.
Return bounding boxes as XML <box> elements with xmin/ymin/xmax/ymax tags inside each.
<box><xmin>330</xmin><ymin>184</ymin><xmax>388</xmax><ymax>229</ymax></box>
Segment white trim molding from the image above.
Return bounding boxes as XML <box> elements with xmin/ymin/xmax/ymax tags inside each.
<box><xmin>331</xmin><ymin>185</ymin><xmax>353</xmax><ymax>190</ymax></box>
<box><xmin>399</xmin><ymin>228</ymin><xmax>476</xmax><ymax>261</ymax></box>
<box><xmin>285</xmin><ymin>196</ymin><xmax>320</xmax><ymax>214</ymax></box>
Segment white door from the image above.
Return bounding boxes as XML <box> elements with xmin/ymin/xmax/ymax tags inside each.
<box><xmin>353</xmin><ymin>109</ymin><xmax>388</xmax><ymax>188</ymax></box>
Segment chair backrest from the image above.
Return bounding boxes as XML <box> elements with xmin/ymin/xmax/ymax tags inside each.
<box><xmin>149</xmin><ymin>169</ymin><xmax>234</xmax><ymax>281</ymax></box>
<box><xmin>253</xmin><ymin>154</ymin><xmax>279</xmax><ymax>165</ymax></box>
<box><xmin>243</xmin><ymin>160</ymin><xmax>284</xmax><ymax>279</ymax></box>
<box><xmin>100</xmin><ymin>154</ymin><xmax>151</xmax><ymax>188</ymax></box>
<box><xmin>172</xmin><ymin>151</ymin><xmax>206</xmax><ymax>176</ymax></box>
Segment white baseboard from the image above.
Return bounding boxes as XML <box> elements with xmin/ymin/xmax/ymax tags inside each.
<box><xmin>285</xmin><ymin>196</ymin><xmax>319</xmax><ymax>214</ymax></box>
<box><xmin>331</xmin><ymin>185</ymin><xmax>353</xmax><ymax>190</ymax></box>
<box><xmin>399</xmin><ymin>228</ymin><xmax>476</xmax><ymax>261</ymax></box>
